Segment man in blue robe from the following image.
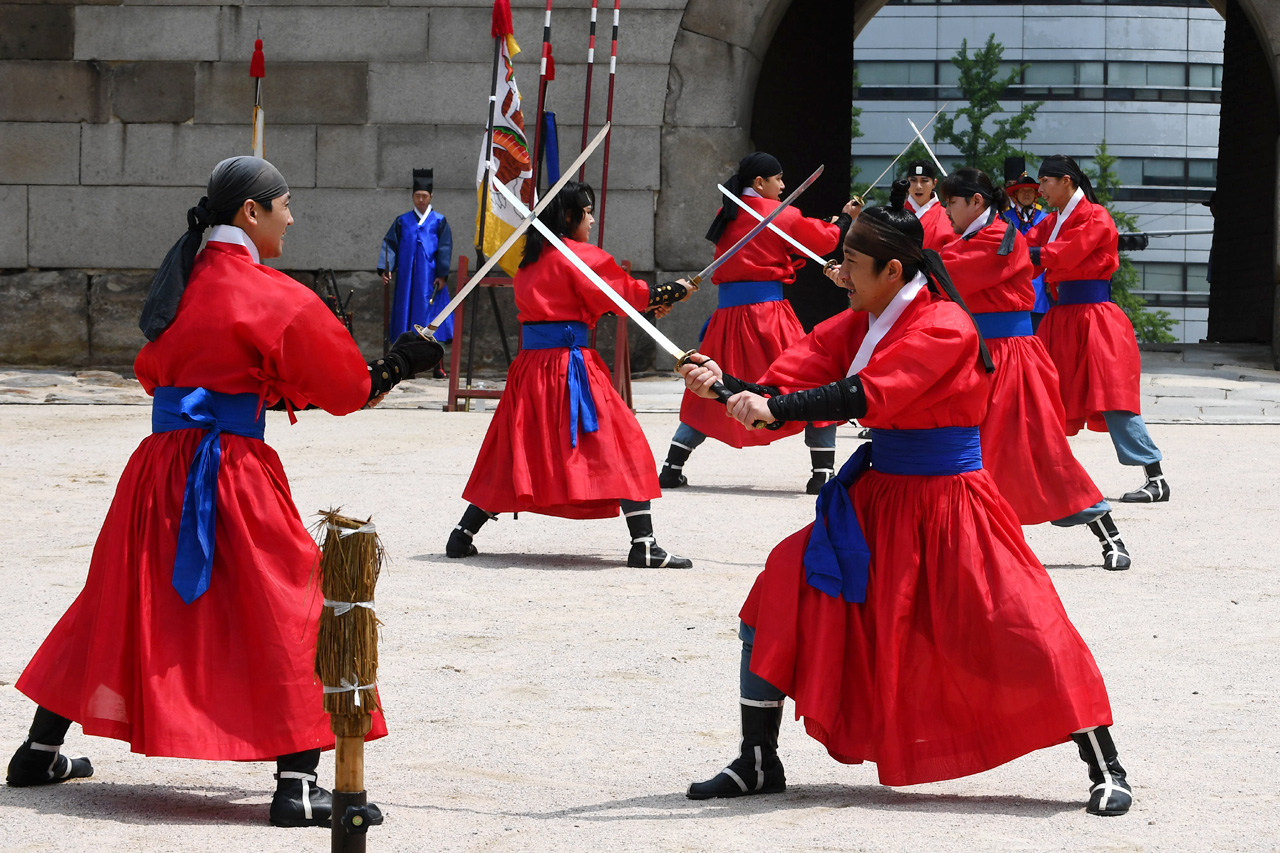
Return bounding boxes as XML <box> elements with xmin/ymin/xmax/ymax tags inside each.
<box><xmin>378</xmin><ymin>169</ymin><xmax>453</xmax><ymax>377</ymax></box>
<box><xmin>1001</xmin><ymin>156</ymin><xmax>1051</xmax><ymax>328</ymax></box>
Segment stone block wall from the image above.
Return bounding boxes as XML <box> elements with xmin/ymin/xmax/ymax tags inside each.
<box><xmin>0</xmin><ymin>0</ymin><xmax>688</xmax><ymax>370</ymax></box>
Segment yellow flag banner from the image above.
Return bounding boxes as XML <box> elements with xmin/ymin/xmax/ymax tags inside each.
<box><xmin>475</xmin><ymin>31</ymin><xmax>533</xmax><ymax>277</ymax></box>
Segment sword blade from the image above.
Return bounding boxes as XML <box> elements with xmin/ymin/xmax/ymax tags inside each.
<box><xmin>716</xmin><ymin>184</ymin><xmax>828</xmax><ymax>266</ymax></box>
<box><xmin>857</xmin><ymin>102</ymin><xmax>948</xmax><ymax>198</ymax></box>
<box><xmin>424</xmin><ymin>122</ymin><xmax>613</xmax><ymax>334</ymax></box>
<box><xmin>489</xmin><ymin>178</ymin><xmax>686</xmax><ymax>361</ymax></box>
<box><xmin>908</xmin><ymin>118</ymin><xmax>947</xmax><ymax>177</ymax></box>
<box><xmin>691</xmin><ymin>164</ymin><xmax>824</xmax><ymax>287</ymax></box>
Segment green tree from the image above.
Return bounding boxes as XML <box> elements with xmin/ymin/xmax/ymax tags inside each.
<box><xmin>1088</xmin><ymin>141</ymin><xmax>1177</xmax><ymax>343</ymax></box>
<box><xmin>850</xmin><ymin>66</ymin><xmax>865</xmax><ymax>195</ymax></box>
<box><xmin>932</xmin><ymin>34</ymin><xmax>1043</xmax><ymax>176</ymax></box>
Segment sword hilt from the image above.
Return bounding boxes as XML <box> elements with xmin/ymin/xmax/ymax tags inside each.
<box><xmin>675</xmin><ymin>352</ymin><xmax>765</xmax><ymax>427</ymax></box>
<box><xmin>413</xmin><ymin>324</ymin><xmax>440</xmax><ymax>343</ymax></box>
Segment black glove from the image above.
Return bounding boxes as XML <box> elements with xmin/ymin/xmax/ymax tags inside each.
<box><xmin>1028</xmin><ymin>246</ymin><xmax>1042</xmax><ymax>266</ymax></box>
<box><xmin>367</xmin><ymin>332</ymin><xmax>444</xmax><ymax>399</ymax></box>
<box><xmin>647</xmin><ymin>280</ymin><xmax>689</xmax><ymax>309</ymax></box>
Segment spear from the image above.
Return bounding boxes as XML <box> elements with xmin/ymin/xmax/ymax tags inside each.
<box><xmin>249</xmin><ymin>32</ymin><xmax>265</xmax><ymax>158</ymax></box>
<box><xmin>530</xmin><ymin>0</ymin><xmax>555</xmax><ymax>192</ymax></box>
<box><xmin>578</xmin><ymin>0</ymin><xmax>600</xmax><ymax>181</ymax></box>
<box><xmin>595</xmin><ymin>0</ymin><xmax>620</xmax><ymax>247</ymax></box>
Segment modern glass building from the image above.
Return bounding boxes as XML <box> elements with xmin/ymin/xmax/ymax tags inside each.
<box><xmin>853</xmin><ymin>0</ymin><xmax>1223</xmax><ymax>341</ymax></box>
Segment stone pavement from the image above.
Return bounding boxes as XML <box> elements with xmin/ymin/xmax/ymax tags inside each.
<box><xmin>4</xmin><ymin>343</ymin><xmax>1278</xmax><ymax>422</ymax></box>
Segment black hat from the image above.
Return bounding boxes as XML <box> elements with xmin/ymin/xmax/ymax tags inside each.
<box><xmin>413</xmin><ymin>169</ymin><xmax>433</xmax><ymax>193</ymax></box>
<box><xmin>905</xmin><ymin>159</ymin><xmax>936</xmax><ymax>180</ymax></box>
<box><xmin>1004</xmin><ymin>156</ymin><xmax>1037</xmax><ymax>187</ymax></box>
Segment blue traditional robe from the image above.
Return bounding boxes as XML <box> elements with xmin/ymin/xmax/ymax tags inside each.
<box><xmin>378</xmin><ymin>207</ymin><xmax>454</xmax><ymax>341</ymax></box>
<box><xmin>1002</xmin><ymin>206</ymin><xmax>1051</xmax><ymax>314</ymax></box>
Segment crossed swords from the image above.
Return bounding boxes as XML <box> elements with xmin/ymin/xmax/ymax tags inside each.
<box><xmin>415</xmin><ymin>110</ymin><xmax>948</xmax><ymax>397</ymax></box>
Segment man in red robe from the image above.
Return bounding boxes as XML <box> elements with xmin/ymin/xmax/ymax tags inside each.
<box><xmin>7</xmin><ymin>157</ymin><xmax>440</xmax><ymax>828</ymax></box>
<box><xmin>1026</xmin><ymin>155</ymin><xmax>1169</xmax><ymax>503</ymax></box>
<box><xmin>903</xmin><ymin>159</ymin><xmax>959</xmax><ymax>253</ymax></box>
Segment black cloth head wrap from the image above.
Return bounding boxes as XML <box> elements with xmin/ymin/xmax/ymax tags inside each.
<box><xmin>705</xmin><ymin>151</ymin><xmax>783</xmax><ymax>243</ymax></box>
<box><xmin>1037</xmin><ymin>155</ymin><xmax>1098</xmax><ymax>204</ymax></box>
<box><xmin>846</xmin><ymin>211</ymin><xmax>994</xmax><ymax>374</ymax></box>
<box><xmin>413</xmin><ymin>168</ymin><xmax>433</xmax><ymax>193</ymax></box>
<box><xmin>138</xmin><ymin>156</ymin><xmax>289</xmax><ymax>340</ymax></box>
<box><xmin>905</xmin><ymin>159</ymin><xmax>937</xmax><ymax>180</ymax></box>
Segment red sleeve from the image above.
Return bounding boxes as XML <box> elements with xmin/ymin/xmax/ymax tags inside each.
<box><xmin>1038</xmin><ymin>204</ymin><xmax>1117</xmax><ymax>273</ymax></box>
<box><xmin>757</xmin><ymin>311</ymin><xmax>864</xmax><ymax>389</ymax></box>
<box><xmin>859</xmin><ymin>311</ymin><xmax>977</xmax><ymax>424</ymax></box>
<box><xmin>261</xmin><ymin>296</ymin><xmax>371</xmax><ymax>416</ymax></box>
<box><xmin>569</xmin><ymin>241</ymin><xmax>650</xmax><ymax>315</ymax></box>
<box><xmin>778</xmin><ymin>207</ymin><xmax>841</xmax><ymax>255</ymax></box>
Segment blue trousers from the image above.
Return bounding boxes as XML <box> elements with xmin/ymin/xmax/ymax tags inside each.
<box><xmin>739</xmin><ymin>621</ymin><xmax>785</xmax><ymax>703</ymax></box>
<box><xmin>672</xmin><ymin>421</ymin><xmax>837</xmax><ymax>451</ymax></box>
<box><xmin>1102</xmin><ymin>410</ymin><xmax>1163</xmax><ymax>467</ymax></box>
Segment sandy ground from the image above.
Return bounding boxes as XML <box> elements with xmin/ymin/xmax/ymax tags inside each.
<box><xmin>1</xmin><ymin>402</ymin><xmax>1279</xmax><ymax>852</ymax></box>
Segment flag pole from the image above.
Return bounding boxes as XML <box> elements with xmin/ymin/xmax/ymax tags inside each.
<box><xmin>531</xmin><ymin>0</ymin><xmax>554</xmax><ymax>193</ymax></box>
<box><xmin>578</xmin><ymin>0</ymin><xmax>600</xmax><ymax>181</ymax></box>
<box><xmin>249</xmin><ymin>30</ymin><xmax>265</xmax><ymax>158</ymax></box>
<box><xmin>595</xmin><ymin>0</ymin><xmax>620</xmax><ymax>247</ymax></box>
<box><xmin>469</xmin><ymin>28</ymin><xmax>505</xmax><ymax>396</ymax></box>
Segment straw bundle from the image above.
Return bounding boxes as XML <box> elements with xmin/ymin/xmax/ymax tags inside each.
<box><xmin>314</xmin><ymin>509</ymin><xmax>383</xmax><ymax>716</ymax></box>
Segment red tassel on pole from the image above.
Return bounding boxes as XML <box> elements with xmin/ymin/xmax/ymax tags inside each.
<box><xmin>491</xmin><ymin>0</ymin><xmax>514</xmax><ymax>37</ymax></box>
<box><xmin>249</xmin><ymin>38</ymin><xmax>265</xmax><ymax>79</ymax></box>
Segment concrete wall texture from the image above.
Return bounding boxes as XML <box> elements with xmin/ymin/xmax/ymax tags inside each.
<box><xmin>2</xmin><ymin>0</ymin><xmax>1279</xmax><ymax>368</ymax></box>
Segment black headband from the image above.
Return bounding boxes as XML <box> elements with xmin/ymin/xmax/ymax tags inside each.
<box><xmin>706</xmin><ymin>151</ymin><xmax>783</xmax><ymax>243</ymax></box>
<box><xmin>1037</xmin><ymin>155</ymin><xmax>1098</xmax><ymax>204</ymax></box>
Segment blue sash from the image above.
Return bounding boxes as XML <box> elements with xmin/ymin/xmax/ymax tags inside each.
<box><xmin>973</xmin><ymin>311</ymin><xmax>1033</xmax><ymax>339</ymax></box>
<box><xmin>1057</xmin><ymin>279</ymin><xmax>1111</xmax><ymax>305</ymax></box>
<box><xmin>803</xmin><ymin>426</ymin><xmax>982</xmax><ymax>603</ymax></box>
<box><xmin>521</xmin><ymin>322</ymin><xmax>599</xmax><ymax>448</ymax></box>
<box><xmin>152</xmin><ymin>387</ymin><xmax>267</xmax><ymax>604</ymax></box>
<box><xmin>717</xmin><ymin>280</ymin><xmax>784</xmax><ymax>309</ymax></box>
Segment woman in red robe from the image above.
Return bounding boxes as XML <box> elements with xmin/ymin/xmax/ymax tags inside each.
<box><xmin>658</xmin><ymin>152</ymin><xmax>856</xmax><ymax>496</ymax></box>
<box><xmin>1026</xmin><ymin>155</ymin><xmax>1169</xmax><ymax>504</ymax></box>
<box><xmin>904</xmin><ymin>159</ymin><xmax>959</xmax><ymax>253</ymax></box>
<box><xmin>680</xmin><ymin>195</ymin><xmax>1132</xmax><ymax>817</ymax></box>
<box><xmin>938</xmin><ymin>167</ymin><xmax>1131</xmax><ymax>570</ymax></box>
<box><xmin>446</xmin><ymin>182</ymin><xmax>695</xmax><ymax>568</ymax></box>
<box><xmin>8</xmin><ymin>157</ymin><xmax>438</xmax><ymax>828</ymax></box>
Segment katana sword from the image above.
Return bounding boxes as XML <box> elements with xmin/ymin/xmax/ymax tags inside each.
<box><xmin>421</xmin><ymin>121</ymin><xmax>613</xmax><ymax>336</ymax></box>
<box><xmin>908</xmin><ymin>118</ymin><xmax>947</xmax><ymax>177</ymax></box>
<box><xmin>689</xmin><ymin>164</ymin><xmax>824</xmax><ymax>288</ymax></box>
<box><xmin>854</xmin><ymin>102</ymin><xmax>949</xmax><ymax>201</ymax></box>
<box><xmin>489</xmin><ymin>177</ymin><xmax>741</xmax><ymax>406</ymax></box>
<box><xmin>717</xmin><ymin>183</ymin><xmax>828</xmax><ymax>266</ymax></box>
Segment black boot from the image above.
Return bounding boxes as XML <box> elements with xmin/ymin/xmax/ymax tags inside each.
<box><xmin>1086</xmin><ymin>512</ymin><xmax>1131</xmax><ymax>571</ymax></box>
<box><xmin>270</xmin><ymin>749</ymin><xmax>332</xmax><ymax>828</ymax></box>
<box><xmin>623</xmin><ymin>501</ymin><xmax>693</xmax><ymax>569</ymax></box>
<box><xmin>446</xmin><ymin>504</ymin><xmax>493</xmax><ymax>558</ymax></box>
<box><xmin>1121</xmin><ymin>462</ymin><xmax>1169</xmax><ymax>503</ymax></box>
<box><xmin>806</xmin><ymin>449</ymin><xmax>836</xmax><ymax>495</ymax></box>
<box><xmin>658</xmin><ymin>441</ymin><xmax>693</xmax><ymax>489</ymax></box>
<box><xmin>1070</xmin><ymin>726</ymin><xmax>1132</xmax><ymax>816</ymax></box>
<box><xmin>6</xmin><ymin>707</ymin><xmax>93</xmax><ymax>788</ymax></box>
<box><xmin>687</xmin><ymin>701</ymin><xmax>786</xmax><ymax>799</ymax></box>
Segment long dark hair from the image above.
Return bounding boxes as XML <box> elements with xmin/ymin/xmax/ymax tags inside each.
<box><xmin>520</xmin><ymin>181</ymin><xmax>595</xmax><ymax>268</ymax></box>
<box><xmin>938</xmin><ymin>167</ymin><xmax>1008</xmax><ymax>212</ymax></box>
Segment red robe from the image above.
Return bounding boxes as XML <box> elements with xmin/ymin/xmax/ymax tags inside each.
<box><xmin>739</xmin><ymin>288</ymin><xmax>1111</xmax><ymax>786</ymax></box>
<box><xmin>941</xmin><ymin>216</ymin><xmax>1103</xmax><ymax>524</ymax></box>
<box><xmin>462</xmin><ymin>239</ymin><xmax>661</xmax><ymax>519</ymax></box>
<box><xmin>1026</xmin><ymin>197</ymin><xmax>1141</xmax><ymax>434</ymax></box>
<box><xmin>910</xmin><ymin>197</ymin><xmax>959</xmax><ymax>253</ymax></box>
<box><xmin>678</xmin><ymin>197</ymin><xmax>840</xmax><ymax>448</ymax></box>
<box><xmin>17</xmin><ymin>241</ymin><xmax>388</xmax><ymax>760</ymax></box>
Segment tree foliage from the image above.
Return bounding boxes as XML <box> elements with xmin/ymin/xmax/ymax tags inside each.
<box><xmin>1088</xmin><ymin>141</ymin><xmax>1177</xmax><ymax>343</ymax></box>
<box><xmin>932</xmin><ymin>34</ymin><xmax>1043</xmax><ymax>176</ymax></box>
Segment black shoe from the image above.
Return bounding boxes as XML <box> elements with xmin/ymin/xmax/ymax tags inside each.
<box><xmin>432</xmin><ymin>363</ymin><xmax>447</xmax><ymax>380</ymax></box>
<box><xmin>1087</xmin><ymin>513</ymin><xmax>1131</xmax><ymax>571</ymax></box>
<box><xmin>658</xmin><ymin>464</ymin><xmax>688</xmax><ymax>489</ymax></box>
<box><xmin>1120</xmin><ymin>477</ymin><xmax>1169</xmax><ymax>503</ymax></box>
<box><xmin>270</xmin><ymin>769</ymin><xmax>333</xmax><ymax>828</ymax></box>
<box><xmin>6</xmin><ymin>741</ymin><xmax>93</xmax><ymax>787</ymax></box>
<box><xmin>627</xmin><ymin>538</ymin><xmax>693</xmax><ymax>569</ymax></box>
<box><xmin>805</xmin><ymin>471</ymin><xmax>831</xmax><ymax>495</ymax></box>
<box><xmin>446</xmin><ymin>526</ymin><xmax>478</xmax><ymax>558</ymax></box>
<box><xmin>688</xmin><ymin>702</ymin><xmax>786</xmax><ymax>799</ymax></box>
<box><xmin>1071</xmin><ymin>727</ymin><xmax>1132</xmax><ymax>816</ymax></box>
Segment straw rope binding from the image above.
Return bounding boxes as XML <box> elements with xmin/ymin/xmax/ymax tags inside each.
<box><xmin>313</xmin><ymin>509</ymin><xmax>383</xmax><ymax>715</ymax></box>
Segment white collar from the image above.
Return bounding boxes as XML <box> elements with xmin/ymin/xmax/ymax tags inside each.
<box><xmin>961</xmin><ymin>205</ymin><xmax>996</xmax><ymax>240</ymax></box>
<box><xmin>416</xmin><ymin>204</ymin><xmax>433</xmax><ymax>226</ymax></box>
<box><xmin>742</xmin><ymin>188</ymin><xmax>763</xmax><ymax>199</ymax></box>
<box><xmin>847</xmin><ymin>272</ymin><xmax>926</xmax><ymax>377</ymax></box>
<box><xmin>907</xmin><ymin>196</ymin><xmax>937</xmax><ymax>217</ymax></box>
<box><xmin>1047</xmin><ymin>188</ymin><xmax>1085</xmax><ymax>243</ymax></box>
<box><xmin>207</xmin><ymin>224</ymin><xmax>260</xmax><ymax>264</ymax></box>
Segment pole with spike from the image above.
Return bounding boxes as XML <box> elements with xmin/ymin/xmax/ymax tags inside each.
<box><xmin>530</xmin><ymin>0</ymin><xmax>554</xmax><ymax>193</ymax></box>
<box><xmin>249</xmin><ymin>33</ymin><xmax>265</xmax><ymax>158</ymax></box>
<box><xmin>578</xmin><ymin>0</ymin><xmax>600</xmax><ymax>181</ymax></box>
<box><xmin>595</xmin><ymin>0</ymin><xmax>620</xmax><ymax>247</ymax></box>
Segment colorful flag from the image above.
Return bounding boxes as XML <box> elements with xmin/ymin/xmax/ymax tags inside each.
<box><xmin>475</xmin><ymin>0</ymin><xmax>533</xmax><ymax>277</ymax></box>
